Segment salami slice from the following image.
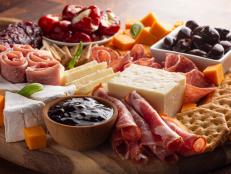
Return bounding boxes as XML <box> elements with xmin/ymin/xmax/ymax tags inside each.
<box><xmin>130</xmin><ymin>44</ymin><xmax>145</xmax><ymax>61</ymax></box>
<box><xmin>26</xmin><ymin>61</ymin><xmax>64</xmax><ymax>85</ymax></box>
<box><xmin>134</xmin><ymin>58</ymin><xmax>161</xmax><ymax>69</ymax></box>
<box><xmin>13</xmin><ymin>44</ymin><xmax>34</xmax><ymax>56</ymax></box>
<box><xmin>0</xmin><ymin>51</ymin><xmax>28</xmax><ymax>83</ymax></box>
<box><xmin>127</xmin><ymin>91</ymin><xmax>183</xmax><ymax>151</ymax></box>
<box><xmin>27</xmin><ymin>51</ymin><xmax>55</xmax><ymax>66</ymax></box>
<box><xmin>161</xmin><ymin>115</ymin><xmax>206</xmax><ymax>156</ymax></box>
<box><xmin>92</xmin><ymin>87</ymin><xmax>141</xmax><ymax>142</ymax></box>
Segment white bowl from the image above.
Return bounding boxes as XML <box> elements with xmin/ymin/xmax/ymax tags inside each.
<box><xmin>150</xmin><ymin>26</ymin><xmax>231</xmax><ymax>72</ymax></box>
<box><xmin>43</xmin><ymin>35</ymin><xmax>113</xmax><ymax>46</ymax></box>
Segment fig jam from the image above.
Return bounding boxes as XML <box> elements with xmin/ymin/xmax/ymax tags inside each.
<box><xmin>48</xmin><ymin>97</ymin><xmax>113</xmax><ymax>126</ymax></box>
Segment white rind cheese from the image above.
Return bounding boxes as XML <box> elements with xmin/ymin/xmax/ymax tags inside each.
<box><xmin>108</xmin><ymin>64</ymin><xmax>186</xmax><ymax>116</ymax></box>
<box><xmin>4</xmin><ymin>92</ymin><xmax>45</xmax><ymax>142</ymax></box>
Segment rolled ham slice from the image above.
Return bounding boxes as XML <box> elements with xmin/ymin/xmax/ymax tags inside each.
<box><xmin>13</xmin><ymin>44</ymin><xmax>34</xmax><ymax>56</ymax></box>
<box><xmin>161</xmin><ymin>115</ymin><xmax>206</xmax><ymax>156</ymax></box>
<box><xmin>27</xmin><ymin>51</ymin><xmax>55</xmax><ymax>66</ymax></box>
<box><xmin>127</xmin><ymin>104</ymin><xmax>178</xmax><ymax>162</ymax></box>
<box><xmin>0</xmin><ymin>44</ymin><xmax>9</xmax><ymax>53</ymax></box>
<box><xmin>0</xmin><ymin>51</ymin><xmax>28</xmax><ymax>83</ymax></box>
<box><xmin>127</xmin><ymin>91</ymin><xmax>183</xmax><ymax>151</ymax></box>
<box><xmin>26</xmin><ymin>61</ymin><xmax>64</xmax><ymax>85</ymax></box>
<box><xmin>92</xmin><ymin>87</ymin><xmax>141</xmax><ymax>142</ymax></box>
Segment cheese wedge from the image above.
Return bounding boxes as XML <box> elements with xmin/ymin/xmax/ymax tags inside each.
<box><xmin>4</xmin><ymin>92</ymin><xmax>45</xmax><ymax>142</ymax></box>
<box><xmin>64</xmin><ymin>62</ymin><xmax>107</xmax><ymax>84</ymax></box>
<box><xmin>64</xmin><ymin>60</ymin><xmax>97</xmax><ymax>74</ymax></box>
<box><xmin>67</xmin><ymin>68</ymin><xmax>114</xmax><ymax>87</ymax></box>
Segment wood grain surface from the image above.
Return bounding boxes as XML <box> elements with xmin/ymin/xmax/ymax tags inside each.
<box><xmin>1</xmin><ymin>0</ymin><xmax>231</xmax><ymax>173</ymax></box>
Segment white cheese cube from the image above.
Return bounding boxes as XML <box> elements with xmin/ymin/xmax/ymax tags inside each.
<box><xmin>4</xmin><ymin>92</ymin><xmax>45</xmax><ymax>142</ymax></box>
<box><xmin>108</xmin><ymin>64</ymin><xmax>186</xmax><ymax>116</ymax></box>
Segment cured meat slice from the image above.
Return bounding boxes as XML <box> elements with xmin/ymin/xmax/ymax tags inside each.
<box><xmin>91</xmin><ymin>46</ymin><xmax>119</xmax><ymax>62</ymax></box>
<box><xmin>0</xmin><ymin>44</ymin><xmax>8</xmax><ymax>53</ymax></box>
<box><xmin>92</xmin><ymin>87</ymin><xmax>141</xmax><ymax>141</ymax></box>
<box><xmin>0</xmin><ymin>51</ymin><xmax>28</xmax><ymax>83</ymax></box>
<box><xmin>112</xmin><ymin>130</ymin><xmax>128</xmax><ymax>159</ymax></box>
<box><xmin>127</xmin><ymin>91</ymin><xmax>183</xmax><ymax>151</ymax></box>
<box><xmin>184</xmin><ymin>84</ymin><xmax>216</xmax><ymax>103</ymax></box>
<box><xmin>13</xmin><ymin>44</ymin><xmax>34</xmax><ymax>56</ymax></box>
<box><xmin>165</xmin><ymin>54</ymin><xmax>197</xmax><ymax>73</ymax></box>
<box><xmin>161</xmin><ymin>115</ymin><xmax>206</xmax><ymax>156</ymax></box>
<box><xmin>26</xmin><ymin>61</ymin><xmax>64</xmax><ymax>85</ymax></box>
<box><xmin>111</xmin><ymin>53</ymin><xmax>133</xmax><ymax>72</ymax></box>
<box><xmin>134</xmin><ymin>58</ymin><xmax>161</xmax><ymax>69</ymax></box>
<box><xmin>27</xmin><ymin>51</ymin><xmax>55</xmax><ymax>66</ymax></box>
<box><xmin>130</xmin><ymin>44</ymin><xmax>145</xmax><ymax>61</ymax></box>
<box><xmin>127</xmin><ymin>104</ymin><xmax>178</xmax><ymax>162</ymax></box>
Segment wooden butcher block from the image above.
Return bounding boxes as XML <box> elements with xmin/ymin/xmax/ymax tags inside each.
<box><xmin>0</xmin><ymin>128</ymin><xmax>230</xmax><ymax>174</ymax></box>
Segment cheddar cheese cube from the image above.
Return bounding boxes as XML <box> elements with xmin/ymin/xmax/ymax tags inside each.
<box><xmin>113</xmin><ymin>34</ymin><xmax>135</xmax><ymax>50</ymax></box>
<box><xmin>140</xmin><ymin>12</ymin><xmax>158</xmax><ymax>27</ymax></box>
<box><xmin>181</xmin><ymin>103</ymin><xmax>197</xmax><ymax>112</ymax></box>
<box><xmin>150</xmin><ymin>21</ymin><xmax>172</xmax><ymax>40</ymax></box>
<box><xmin>135</xmin><ymin>27</ymin><xmax>157</xmax><ymax>45</ymax></box>
<box><xmin>24</xmin><ymin>126</ymin><xmax>47</xmax><ymax>150</ymax></box>
<box><xmin>125</xmin><ymin>19</ymin><xmax>138</xmax><ymax>29</ymax></box>
<box><xmin>123</xmin><ymin>29</ymin><xmax>133</xmax><ymax>38</ymax></box>
<box><xmin>203</xmin><ymin>64</ymin><xmax>224</xmax><ymax>86</ymax></box>
<box><xmin>0</xmin><ymin>95</ymin><xmax>4</xmax><ymax>127</ymax></box>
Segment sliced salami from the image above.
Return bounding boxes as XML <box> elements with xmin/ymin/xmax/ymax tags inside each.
<box><xmin>130</xmin><ymin>44</ymin><xmax>145</xmax><ymax>61</ymax></box>
<box><xmin>134</xmin><ymin>58</ymin><xmax>161</xmax><ymax>69</ymax></box>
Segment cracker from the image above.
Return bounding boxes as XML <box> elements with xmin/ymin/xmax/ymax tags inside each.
<box><xmin>221</xmin><ymin>80</ymin><xmax>231</xmax><ymax>88</ymax></box>
<box><xmin>176</xmin><ymin>108</ymin><xmax>229</xmax><ymax>151</ymax></box>
<box><xmin>210</xmin><ymin>88</ymin><xmax>231</xmax><ymax>101</ymax></box>
<box><xmin>212</xmin><ymin>97</ymin><xmax>231</xmax><ymax>109</ymax></box>
<box><xmin>224</xmin><ymin>72</ymin><xmax>231</xmax><ymax>81</ymax></box>
<box><xmin>200</xmin><ymin>103</ymin><xmax>231</xmax><ymax>140</ymax></box>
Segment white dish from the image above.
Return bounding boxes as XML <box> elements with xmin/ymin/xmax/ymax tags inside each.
<box><xmin>43</xmin><ymin>35</ymin><xmax>113</xmax><ymax>46</ymax></box>
<box><xmin>150</xmin><ymin>26</ymin><xmax>231</xmax><ymax>72</ymax></box>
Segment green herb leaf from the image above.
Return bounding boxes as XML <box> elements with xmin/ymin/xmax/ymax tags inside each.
<box><xmin>68</xmin><ymin>42</ymin><xmax>83</xmax><ymax>69</ymax></box>
<box><xmin>130</xmin><ymin>22</ymin><xmax>144</xmax><ymax>38</ymax></box>
<box><xmin>18</xmin><ymin>83</ymin><xmax>44</xmax><ymax>97</ymax></box>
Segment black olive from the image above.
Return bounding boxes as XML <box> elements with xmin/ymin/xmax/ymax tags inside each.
<box><xmin>192</xmin><ymin>26</ymin><xmax>204</xmax><ymax>35</ymax></box>
<box><xmin>215</xmin><ymin>27</ymin><xmax>230</xmax><ymax>40</ymax></box>
<box><xmin>186</xmin><ymin>20</ymin><xmax>199</xmax><ymax>31</ymax></box>
<box><xmin>199</xmin><ymin>26</ymin><xmax>220</xmax><ymax>45</ymax></box>
<box><xmin>173</xmin><ymin>39</ymin><xmax>192</xmax><ymax>53</ymax></box>
<box><xmin>226</xmin><ymin>33</ymin><xmax>231</xmax><ymax>41</ymax></box>
<box><xmin>200</xmin><ymin>43</ymin><xmax>212</xmax><ymax>53</ymax></box>
<box><xmin>177</xmin><ymin>27</ymin><xmax>191</xmax><ymax>40</ymax></box>
<box><xmin>220</xmin><ymin>40</ymin><xmax>231</xmax><ymax>53</ymax></box>
<box><xmin>192</xmin><ymin>35</ymin><xmax>204</xmax><ymax>49</ymax></box>
<box><xmin>188</xmin><ymin>49</ymin><xmax>207</xmax><ymax>57</ymax></box>
<box><xmin>163</xmin><ymin>36</ymin><xmax>175</xmax><ymax>49</ymax></box>
<box><xmin>207</xmin><ymin>44</ymin><xmax>224</xmax><ymax>59</ymax></box>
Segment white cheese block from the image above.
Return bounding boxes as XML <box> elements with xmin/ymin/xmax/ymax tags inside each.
<box><xmin>64</xmin><ymin>62</ymin><xmax>107</xmax><ymax>84</ymax></box>
<box><xmin>108</xmin><ymin>64</ymin><xmax>186</xmax><ymax>116</ymax></box>
<box><xmin>4</xmin><ymin>92</ymin><xmax>45</xmax><ymax>142</ymax></box>
<box><xmin>0</xmin><ymin>75</ymin><xmax>26</xmax><ymax>92</ymax></box>
<box><xmin>64</xmin><ymin>60</ymin><xmax>97</xmax><ymax>74</ymax></box>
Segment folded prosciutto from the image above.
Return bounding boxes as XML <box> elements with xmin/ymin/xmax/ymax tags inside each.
<box><xmin>27</xmin><ymin>51</ymin><xmax>55</xmax><ymax>66</ymax></box>
<box><xmin>92</xmin><ymin>87</ymin><xmax>141</xmax><ymax>142</ymax></box>
<box><xmin>161</xmin><ymin>115</ymin><xmax>206</xmax><ymax>156</ymax></box>
<box><xmin>13</xmin><ymin>44</ymin><xmax>34</xmax><ymax>56</ymax></box>
<box><xmin>0</xmin><ymin>51</ymin><xmax>28</xmax><ymax>83</ymax></box>
<box><xmin>127</xmin><ymin>91</ymin><xmax>183</xmax><ymax>151</ymax></box>
<box><xmin>26</xmin><ymin>61</ymin><xmax>64</xmax><ymax>85</ymax></box>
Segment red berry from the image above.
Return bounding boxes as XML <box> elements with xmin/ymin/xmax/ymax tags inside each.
<box><xmin>62</xmin><ymin>5</ymin><xmax>83</xmax><ymax>21</ymax></box>
<box><xmin>67</xmin><ymin>32</ymin><xmax>92</xmax><ymax>43</ymax></box>
<box><xmin>38</xmin><ymin>14</ymin><xmax>60</xmax><ymax>34</ymax></box>
<box><xmin>52</xmin><ymin>20</ymin><xmax>71</xmax><ymax>34</ymax></box>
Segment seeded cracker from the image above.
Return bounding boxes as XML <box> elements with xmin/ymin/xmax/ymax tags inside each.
<box><xmin>176</xmin><ymin>108</ymin><xmax>229</xmax><ymax>151</ymax></box>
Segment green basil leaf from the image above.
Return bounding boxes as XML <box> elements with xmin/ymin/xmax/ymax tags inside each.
<box><xmin>68</xmin><ymin>42</ymin><xmax>83</xmax><ymax>69</ymax></box>
<box><xmin>18</xmin><ymin>83</ymin><xmax>44</xmax><ymax>97</ymax></box>
<box><xmin>130</xmin><ymin>22</ymin><xmax>144</xmax><ymax>38</ymax></box>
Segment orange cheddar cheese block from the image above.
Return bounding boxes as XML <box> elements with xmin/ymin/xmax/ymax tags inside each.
<box><xmin>113</xmin><ymin>34</ymin><xmax>135</xmax><ymax>50</ymax></box>
<box><xmin>143</xmin><ymin>44</ymin><xmax>152</xmax><ymax>57</ymax></box>
<box><xmin>24</xmin><ymin>126</ymin><xmax>47</xmax><ymax>150</ymax></box>
<box><xmin>135</xmin><ymin>27</ymin><xmax>157</xmax><ymax>45</ymax></box>
<box><xmin>0</xmin><ymin>95</ymin><xmax>4</xmax><ymax>127</ymax></box>
<box><xmin>181</xmin><ymin>103</ymin><xmax>197</xmax><ymax>112</ymax></box>
<box><xmin>140</xmin><ymin>12</ymin><xmax>158</xmax><ymax>27</ymax></box>
<box><xmin>150</xmin><ymin>21</ymin><xmax>172</xmax><ymax>40</ymax></box>
<box><xmin>203</xmin><ymin>64</ymin><xmax>224</xmax><ymax>86</ymax></box>
<box><xmin>123</xmin><ymin>29</ymin><xmax>133</xmax><ymax>38</ymax></box>
<box><xmin>125</xmin><ymin>19</ymin><xmax>138</xmax><ymax>29</ymax></box>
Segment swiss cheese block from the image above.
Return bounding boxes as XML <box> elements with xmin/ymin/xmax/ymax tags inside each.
<box><xmin>24</xmin><ymin>126</ymin><xmax>47</xmax><ymax>150</ymax></box>
<box><xmin>108</xmin><ymin>64</ymin><xmax>186</xmax><ymax>116</ymax></box>
<box><xmin>63</xmin><ymin>62</ymin><xmax>107</xmax><ymax>84</ymax></box>
<box><xmin>203</xmin><ymin>64</ymin><xmax>224</xmax><ymax>86</ymax></box>
<box><xmin>135</xmin><ymin>27</ymin><xmax>157</xmax><ymax>45</ymax></box>
<box><xmin>4</xmin><ymin>92</ymin><xmax>45</xmax><ymax>142</ymax></box>
<box><xmin>140</xmin><ymin>12</ymin><xmax>158</xmax><ymax>27</ymax></box>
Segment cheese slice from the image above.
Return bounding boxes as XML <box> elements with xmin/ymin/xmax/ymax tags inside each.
<box><xmin>67</xmin><ymin>68</ymin><xmax>114</xmax><ymax>87</ymax></box>
<box><xmin>64</xmin><ymin>62</ymin><xmax>107</xmax><ymax>84</ymax></box>
<box><xmin>108</xmin><ymin>64</ymin><xmax>186</xmax><ymax>116</ymax></box>
<box><xmin>64</xmin><ymin>60</ymin><xmax>97</xmax><ymax>74</ymax></box>
<box><xmin>4</xmin><ymin>92</ymin><xmax>45</xmax><ymax>142</ymax></box>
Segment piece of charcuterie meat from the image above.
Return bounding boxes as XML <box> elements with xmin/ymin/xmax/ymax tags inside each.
<box><xmin>130</xmin><ymin>44</ymin><xmax>145</xmax><ymax>61</ymax></box>
<box><xmin>27</xmin><ymin>50</ymin><xmax>55</xmax><ymax>66</ymax></box>
<box><xmin>13</xmin><ymin>44</ymin><xmax>34</xmax><ymax>57</ymax></box>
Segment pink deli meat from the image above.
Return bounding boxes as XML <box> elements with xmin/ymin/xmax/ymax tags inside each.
<box><xmin>13</xmin><ymin>44</ymin><xmax>34</xmax><ymax>56</ymax></box>
<box><xmin>0</xmin><ymin>51</ymin><xmax>28</xmax><ymax>83</ymax></box>
<box><xmin>26</xmin><ymin>61</ymin><xmax>64</xmax><ymax>85</ymax></box>
<box><xmin>27</xmin><ymin>51</ymin><xmax>55</xmax><ymax>66</ymax></box>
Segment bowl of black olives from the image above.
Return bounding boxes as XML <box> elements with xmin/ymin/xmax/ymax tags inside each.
<box><xmin>151</xmin><ymin>20</ymin><xmax>231</xmax><ymax>72</ymax></box>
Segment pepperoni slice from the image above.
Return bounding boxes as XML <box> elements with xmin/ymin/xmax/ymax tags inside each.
<box><xmin>130</xmin><ymin>44</ymin><xmax>145</xmax><ymax>61</ymax></box>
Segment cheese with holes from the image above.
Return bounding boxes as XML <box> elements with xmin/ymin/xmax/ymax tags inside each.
<box><xmin>108</xmin><ymin>64</ymin><xmax>186</xmax><ymax>116</ymax></box>
<box><xmin>4</xmin><ymin>92</ymin><xmax>45</xmax><ymax>142</ymax></box>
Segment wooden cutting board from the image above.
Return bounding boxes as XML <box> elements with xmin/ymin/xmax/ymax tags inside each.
<box><xmin>0</xmin><ymin>128</ymin><xmax>230</xmax><ymax>174</ymax></box>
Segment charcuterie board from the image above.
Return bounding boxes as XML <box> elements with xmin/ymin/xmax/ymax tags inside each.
<box><xmin>0</xmin><ymin>128</ymin><xmax>230</xmax><ymax>174</ymax></box>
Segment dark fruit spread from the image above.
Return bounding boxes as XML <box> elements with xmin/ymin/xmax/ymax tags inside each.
<box><xmin>48</xmin><ymin>97</ymin><xmax>113</xmax><ymax>126</ymax></box>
